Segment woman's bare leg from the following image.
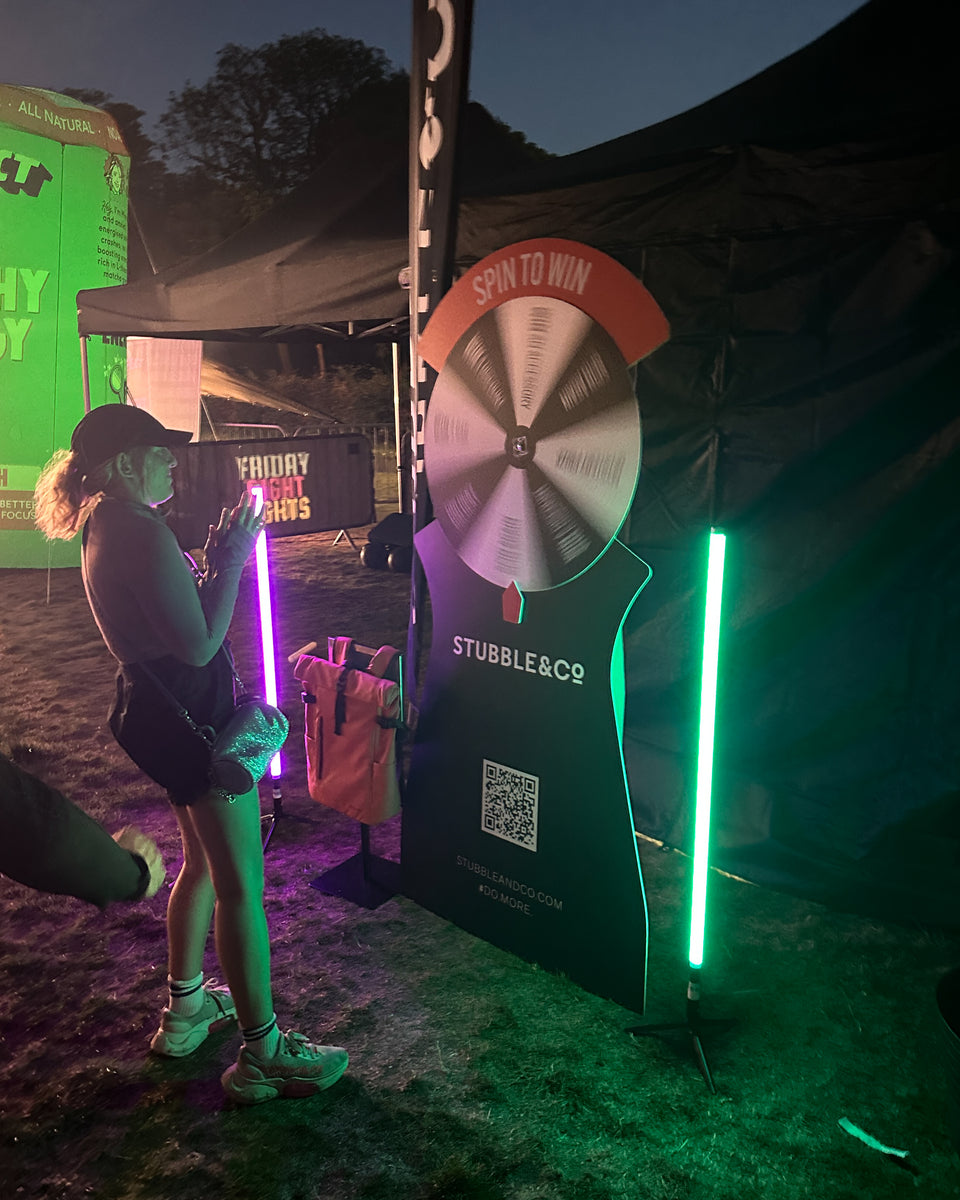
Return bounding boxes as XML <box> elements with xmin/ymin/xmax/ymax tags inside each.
<box><xmin>168</xmin><ymin>804</ymin><xmax>216</xmax><ymax>981</ymax></box>
<box><xmin>184</xmin><ymin>787</ymin><xmax>273</xmax><ymax>1031</ymax></box>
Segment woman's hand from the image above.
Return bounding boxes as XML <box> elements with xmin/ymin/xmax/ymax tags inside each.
<box><xmin>203</xmin><ymin>491</ymin><xmax>266</xmax><ymax>575</ymax></box>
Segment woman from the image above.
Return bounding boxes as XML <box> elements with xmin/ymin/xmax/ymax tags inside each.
<box><xmin>35</xmin><ymin>404</ymin><xmax>348</xmax><ymax>1105</ymax></box>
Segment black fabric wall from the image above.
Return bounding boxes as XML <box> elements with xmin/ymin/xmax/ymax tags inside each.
<box><xmin>459</xmin><ymin>66</ymin><xmax>960</xmax><ymax>923</ymax></box>
<box><xmin>619</xmin><ymin>143</ymin><xmax>960</xmax><ymax>926</ymax></box>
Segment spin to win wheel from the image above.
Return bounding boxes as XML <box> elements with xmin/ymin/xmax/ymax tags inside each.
<box><xmin>423</xmin><ymin>295</ymin><xmax>641</xmax><ymax>592</ymax></box>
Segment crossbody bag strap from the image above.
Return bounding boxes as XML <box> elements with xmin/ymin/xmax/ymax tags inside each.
<box><xmin>128</xmin><ymin>660</ymin><xmax>214</xmax><ymax>743</ymax></box>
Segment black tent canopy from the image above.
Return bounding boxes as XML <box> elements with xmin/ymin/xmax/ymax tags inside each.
<box><xmin>78</xmin><ymin>138</ymin><xmax>410</xmax><ymax>343</ymax></box>
<box><xmin>77</xmin><ymin>0</ymin><xmax>960</xmax><ymax>925</ymax></box>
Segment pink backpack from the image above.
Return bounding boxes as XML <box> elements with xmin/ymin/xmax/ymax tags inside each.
<box><xmin>293</xmin><ymin>638</ymin><xmax>402</xmax><ymax>826</ymax></box>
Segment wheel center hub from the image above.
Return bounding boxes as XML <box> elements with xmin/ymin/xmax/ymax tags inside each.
<box><xmin>505</xmin><ymin>425</ymin><xmax>535</xmax><ymax>468</ymax></box>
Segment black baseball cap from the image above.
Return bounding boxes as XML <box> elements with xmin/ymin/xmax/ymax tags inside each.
<box><xmin>71</xmin><ymin>404</ymin><xmax>193</xmax><ymax>477</ymax></box>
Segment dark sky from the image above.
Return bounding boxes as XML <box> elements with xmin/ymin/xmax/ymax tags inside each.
<box><xmin>1</xmin><ymin>0</ymin><xmax>866</xmax><ymax>155</ymax></box>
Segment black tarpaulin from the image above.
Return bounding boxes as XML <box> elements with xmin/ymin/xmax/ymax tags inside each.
<box><xmin>77</xmin><ymin>138</ymin><xmax>410</xmax><ymax>342</ymax></box>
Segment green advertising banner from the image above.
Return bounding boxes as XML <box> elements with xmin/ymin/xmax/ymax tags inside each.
<box><xmin>0</xmin><ymin>85</ymin><xmax>128</xmax><ymax>567</ymax></box>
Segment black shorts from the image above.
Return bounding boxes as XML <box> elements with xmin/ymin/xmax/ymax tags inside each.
<box><xmin>109</xmin><ymin>648</ymin><xmax>236</xmax><ymax>806</ymax></box>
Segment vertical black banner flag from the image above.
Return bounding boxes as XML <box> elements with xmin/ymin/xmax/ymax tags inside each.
<box><xmin>406</xmin><ymin>0</ymin><xmax>474</xmax><ymax>706</ymax></box>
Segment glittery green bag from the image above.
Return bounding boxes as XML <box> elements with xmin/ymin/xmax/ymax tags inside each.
<box><xmin>137</xmin><ymin>662</ymin><xmax>288</xmax><ymax>796</ymax></box>
<box><xmin>209</xmin><ymin>697</ymin><xmax>289</xmax><ymax>794</ymax></box>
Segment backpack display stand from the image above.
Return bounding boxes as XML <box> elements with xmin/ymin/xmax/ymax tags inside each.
<box><xmin>293</xmin><ymin>638</ymin><xmax>404</xmax><ymax>909</ymax></box>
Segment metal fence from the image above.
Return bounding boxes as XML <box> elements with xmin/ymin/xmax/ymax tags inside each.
<box><xmin>207</xmin><ymin>421</ymin><xmax>395</xmax><ymax>456</ymax></box>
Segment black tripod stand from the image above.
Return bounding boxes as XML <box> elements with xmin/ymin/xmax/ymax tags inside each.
<box><xmin>626</xmin><ymin>967</ymin><xmax>735</xmax><ymax>1093</ymax></box>
<box><xmin>261</xmin><ymin>773</ymin><xmax>284</xmax><ymax>851</ymax></box>
<box><xmin>260</xmin><ymin>771</ymin><xmax>312</xmax><ymax>850</ymax></box>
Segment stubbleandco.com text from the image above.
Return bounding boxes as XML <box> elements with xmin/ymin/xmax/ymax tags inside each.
<box><xmin>457</xmin><ymin>855</ymin><xmax>564</xmax><ymax>917</ymax></box>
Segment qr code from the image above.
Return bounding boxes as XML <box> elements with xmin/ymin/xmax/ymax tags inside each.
<box><xmin>481</xmin><ymin>759</ymin><xmax>539</xmax><ymax>851</ymax></box>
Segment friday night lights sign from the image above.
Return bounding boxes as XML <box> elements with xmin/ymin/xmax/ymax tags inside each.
<box><xmin>236</xmin><ymin>447</ymin><xmax>315</xmax><ymax>525</ymax></box>
<box><xmin>167</xmin><ymin>436</ymin><xmax>375</xmax><ymax>547</ymax></box>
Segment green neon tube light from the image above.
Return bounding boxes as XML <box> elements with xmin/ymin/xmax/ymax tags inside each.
<box><xmin>688</xmin><ymin>529</ymin><xmax>726</xmax><ymax>971</ymax></box>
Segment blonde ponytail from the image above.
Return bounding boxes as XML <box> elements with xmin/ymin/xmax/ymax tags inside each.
<box><xmin>34</xmin><ymin>449</ymin><xmax>117</xmax><ymax>540</ymax></box>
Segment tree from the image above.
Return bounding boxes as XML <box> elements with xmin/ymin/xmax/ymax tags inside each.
<box><xmin>158</xmin><ymin>29</ymin><xmax>406</xmax><ymax>216</ymax></box>
<box><xmin>61</xmin><ymin>88</ymin><xmax>176</xmax><ymax>273</ymax></box>
<box><xmin>63</xmin><ymin>87</ymin><xmax>260</xmax><ymax>273</ymax></box>
<box><xmin>62</xmin><ymin>89</ymin><xmax>163</xmax><ymax>183</ymax></box>
<box><xmin>68</xmin><ymin>33</ymin><xmax>553</xmax><ymax>276</ymax></box>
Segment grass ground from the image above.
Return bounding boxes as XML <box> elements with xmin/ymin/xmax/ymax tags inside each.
<box><xmin>1</xmin><ymin>514</ymin><xmax>958</xmax><ymax>1200</ymax></box>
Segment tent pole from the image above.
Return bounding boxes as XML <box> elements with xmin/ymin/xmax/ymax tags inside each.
<box><xmin>392</xmin><ymin>341</ymin><xmax>403</xmax><ymax>510</ymax></box>
<box><xmin>129</xmin><ymin>199</ymin><xmax>160</xmax><ymax>277</ymax></box>
<box><xmin>199</xmin><ymin>394</ymin><xmax>219</xmax><ymax>440</ymax></box>
<box><xmin>80</xmin><ymin>335</ymin><xmax>92</xmax><ymax>414</ymax></box>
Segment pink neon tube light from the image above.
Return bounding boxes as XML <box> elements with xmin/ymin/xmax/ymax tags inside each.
<box><xmin>250</xmin><ymin>488</ymin><xmax>281</xmax><ymax>778</ymax></box>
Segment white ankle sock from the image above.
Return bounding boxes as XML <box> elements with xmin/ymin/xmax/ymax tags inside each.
<box><xmin>243</xmin><ymin>1015</ymin><xmax>281</xmax><ymax>1059</ymax></box>
<box><xmin>168</xmin><ymin>972</ymin><xmax>205</xmax><ymax>1018</ymax></box>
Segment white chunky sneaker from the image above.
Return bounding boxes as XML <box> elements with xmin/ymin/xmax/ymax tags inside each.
<box><xmin>149</xmin><ymin>983</ymin><xmax>237</xmax><ymax>1057</ymax></box>
<box><xmin>221</xmin><ymin>1030</ymin><xmax>349</xmax><ymax>1104</ymax></box>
